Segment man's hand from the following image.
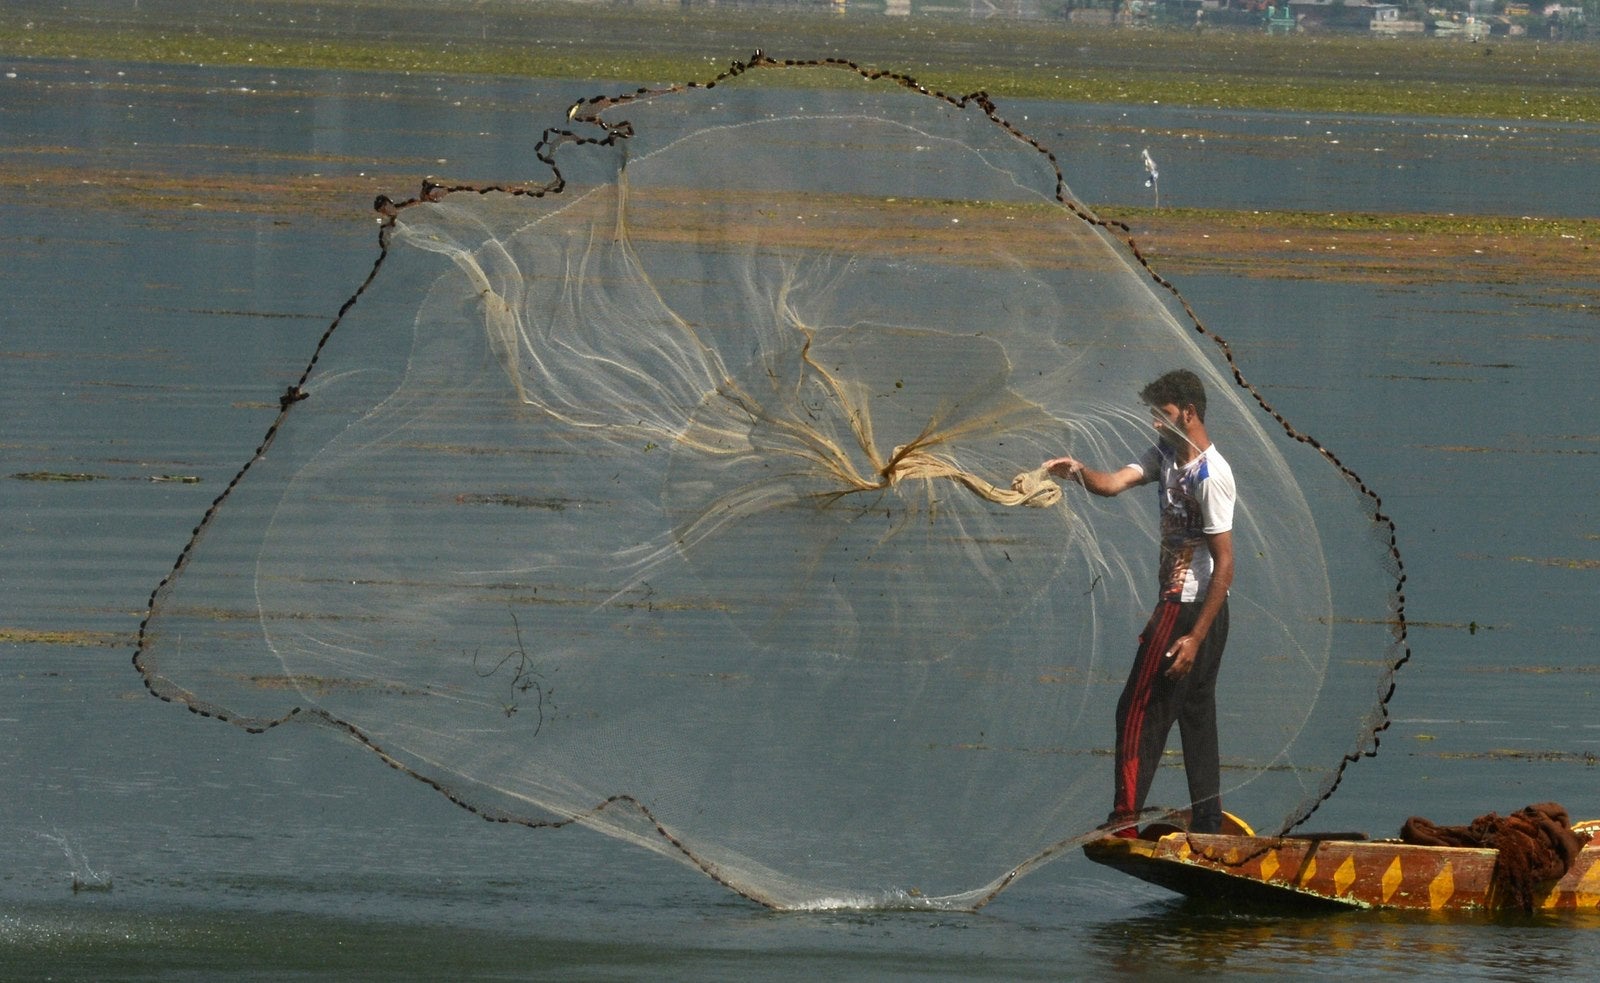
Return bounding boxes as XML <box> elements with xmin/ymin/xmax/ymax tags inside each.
<box><xmin>1165</xmin><ymin>634</ymin><xmax>1201</xmax><ymax>679</ymax></box>
<box><xmin>1043</xmin><ymin>456</ymin><xmax>1085</xmax><ymax>483</ymax></box>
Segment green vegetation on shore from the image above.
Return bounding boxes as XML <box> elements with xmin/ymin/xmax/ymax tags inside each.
<box><xmin>4</xmin><ymin>0</ymin><xmax>1599</xmax><ymax>122</ymax></box>
<box><xmin>0</xmin><ymin>25</ymin><xmax>688</xmax><ymax>85</ymax></box>
<box><xmin>1114</xmin><ymin>207</ymin><xmax>1596</xmax><ymax>240</ymax></box>
<box><xmin>1110</xmin><ymin>205</ymin><xmax>1595</xmax><ymax>282</ymax></box>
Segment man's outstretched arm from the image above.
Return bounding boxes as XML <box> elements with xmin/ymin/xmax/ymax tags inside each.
<box><xmin>1043</xmin><ymin>456</ymin><xmax>1147</xmax><ymax>498</ymax></box>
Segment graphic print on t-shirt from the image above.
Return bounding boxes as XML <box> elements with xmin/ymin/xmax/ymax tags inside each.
<box><xmin>1138</xmin><ymin>444</ymin><xmax>1233</xmax><ymax>603</ymax></box>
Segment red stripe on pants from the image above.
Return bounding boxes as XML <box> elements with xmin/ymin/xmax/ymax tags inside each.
<box><xmin>1114</xmin><ymin>600</ymin><xmax>1184</xmax><ymax>820</ymax></box>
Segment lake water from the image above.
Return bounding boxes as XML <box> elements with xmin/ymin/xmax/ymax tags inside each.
<box><xmin>4</xmin><ymin>53</ymin><xmax>1599</xmax><ymax>979</ymax></box>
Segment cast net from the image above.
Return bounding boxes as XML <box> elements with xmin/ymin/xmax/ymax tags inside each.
<box><xmin>136</xmin><ymin>54</ymin><xmax>1407</xmax><ymax>910</ymax></box>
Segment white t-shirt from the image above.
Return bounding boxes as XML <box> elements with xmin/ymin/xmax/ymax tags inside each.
<box><xmin>1133</xmin><ymin>443</ymin><xmax>1236</xmax><ymax>603</ymax></box>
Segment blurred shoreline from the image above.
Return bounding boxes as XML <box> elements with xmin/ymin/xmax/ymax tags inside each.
<box><xmin>4</xmin><ymin>0</ymin><xmax>1600</xmax><ymax>121</ymax></box>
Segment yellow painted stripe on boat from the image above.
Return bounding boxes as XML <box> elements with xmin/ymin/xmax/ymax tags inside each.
<box><xmin>1334</xmin><ymin>856</ymin><xmax>1357</xmax><ymax>897</ymax></box>
<box><xmin>1429</xmin><ymin>862</ymin><xmax>1455</xmax><ymax>910</ymax></box>
<box><xmin>1381</xmin><ymin>856</ymin><xmax>1403</xmax><ymax>904</ymax></box>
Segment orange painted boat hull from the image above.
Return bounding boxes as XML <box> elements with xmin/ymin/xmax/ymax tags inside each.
<box><xmin>1083</xmin><ymin>831</ymin><xmax>1600</xmax><ymax>913</ymax></box>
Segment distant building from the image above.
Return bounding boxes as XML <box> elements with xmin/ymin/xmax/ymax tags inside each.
<box><xmin>1286</xmin><ymin>0</ymin><xmax>1410</xmax><ymax>31</ymax></box>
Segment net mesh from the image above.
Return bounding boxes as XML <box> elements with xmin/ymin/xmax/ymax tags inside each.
<box><xmin>136</xmin><ymin>54</ymin><xmax>1408</xmax><ymax>910</ymax></box>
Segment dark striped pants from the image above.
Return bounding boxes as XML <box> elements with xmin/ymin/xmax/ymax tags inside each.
<box><xmin>1110</xmin><ymin>596</ymin><xmax>1229</xmax><ymax>834</ymax></box>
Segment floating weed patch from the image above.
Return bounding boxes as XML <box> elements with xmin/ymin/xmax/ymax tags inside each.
<box><xmin>453</xmin><ymin>493</ymin><xmax>573</xmax><ymax>510</ymax></box>
<box><xmin>1393</xmin><ymin>619</ymin><xmax>1498</xmax><ymax>634</ymax></box>
<box><xmin>240</xmin><ymin>673</ymin><xmax>426</xmax><ymax>697</ymax></box>
<box><xmin>1509</xmin><ymin>555</ymin><xmax>1600</xmax><ymax>571</ymax></box>
<box><xmin>1432</xmin><ymin>749</ymin><xmax>1600</xmax><ymax>765</ymax></box>
<box><xmin>0</xmin><ymin>627</ymin><xmax>130</xmax><ymax>647</ymax></box>
<box><xmin>1</xmin><ymin>158</ymin><xmax>414</xmax><ymax>222</ymax></box>
<box><xmin>1424</xmin><ymin>443</ymin><xmax>1598</xmax><ymax>457</ymax></box>
<box><xmin>1464</xmin><ymin>665</ymin><xmax>1600</xmax><ymax>674</ymax></box>
<box><xmin>11</xmin><ymin>471</ymin><xmax>103</xmax><ymax>482</ymax></box>
<box><xmin>9</xmin><ymin>471</ymin><xmax>201</xmax><ymax>483</ymax></box>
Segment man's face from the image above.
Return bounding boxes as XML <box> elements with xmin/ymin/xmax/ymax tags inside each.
<box><xmin>1150</xmin><ymin>402</ymin><xmax>1186</xmax><ymax>448</ymax></box>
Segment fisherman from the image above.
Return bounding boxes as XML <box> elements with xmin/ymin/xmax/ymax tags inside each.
<box><xmin>1043</xmin><ymin>368</ymin><xmax>1236</xmax><ymax>836</ymax></box>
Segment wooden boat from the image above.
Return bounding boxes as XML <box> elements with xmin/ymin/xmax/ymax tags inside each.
<box><xmin>1083</xmin><ymin>817</ymin><xmax>1600</xmax><ymax>913</ymax></box>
